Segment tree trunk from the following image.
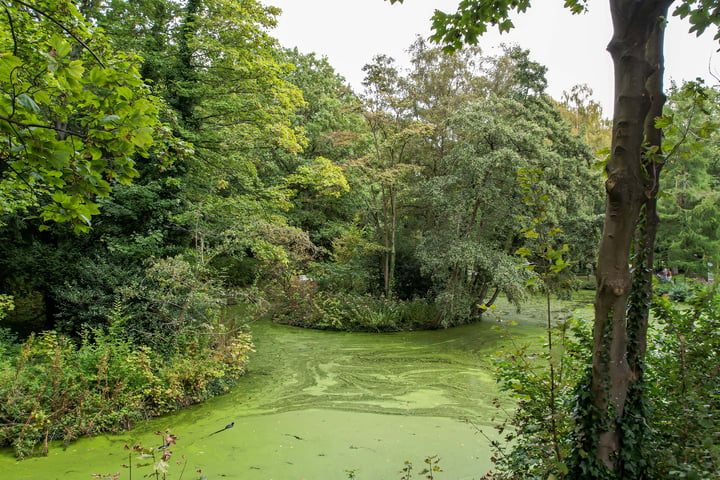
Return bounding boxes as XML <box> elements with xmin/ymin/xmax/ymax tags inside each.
<box><xmin>381</xmin><ymin>183</ymin><xmax>397</xmax><ymax>298</ymax></box>
<box><xmin>588</xmin><ymin>0</ymin><xmax>672</xmax><ymax>474</ymax></box>
<box><xmin>382</xmin><ymin>185</ymin><xmax>390</xmax><ymax>296</ymax></box>
<box><xmin>389</xmin><ymin>184</ymin><xmax>397</xmax><ymax>297</ymax></box>
<box><xmin>618</xmin><ymin>13</ymin><xmax>668</xmax><ymax>479</ymax></box>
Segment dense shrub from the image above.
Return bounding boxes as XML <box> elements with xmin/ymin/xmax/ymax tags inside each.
<box><xmin>487</xmin><ymin>315</ymin><xmax>592</xmax><ymax>480</ymax></box>
<box><xmin>647</xmin><ymin>286</ymin><xmax>720</xmax><ymax>478</ymax></box>
<box><xmin>653</xmin><ymin>276</ymin><xmax>695</xmax><ymax>302</ymax></box>
<box><xmin>271</xmin><ymin>280</ymin><xmax>439</xmax><ymax>332</ymax></box>
<box><xmin>0</xmin><ymin>324</ymin><xmax>252</xmax><ymax>458</ymax></box>
<box><xmin>485</xmin><ymin>284</ymin><xmax>720</xmax><ymax>479</ymax></box>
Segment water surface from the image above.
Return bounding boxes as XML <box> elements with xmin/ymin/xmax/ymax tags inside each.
<box><xmin>1</xmin><ymin>297</ymin><xmax>591</xmax><ymax>479</ymax></box>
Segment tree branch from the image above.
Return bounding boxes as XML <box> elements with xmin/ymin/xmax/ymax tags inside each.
<box><xmin>4</xmin><ymin>4</ymin><xmax>18</xmax><ymax>56</ymax></box>
<box><xmin>12</xmin><ymin>0</ymin><xmax>105</xmax><ymax>67</ymax></box>
<box><xmin>0</xmin><ymin>114</ymin><xmax>86</xmax><ymax>138</ymax></box>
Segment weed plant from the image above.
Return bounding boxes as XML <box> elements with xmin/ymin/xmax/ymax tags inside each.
<box><xmin>484</xmin><ymin>283</ymin><xmax>720</xmax><ymax>479</ymax></box>
<box><xmin>0</xmin><ymin>324</ymin><xmax>252</xmax><ymax>458</ymax></box>
<box><xmin>91</xmin><ymin>429</ymin><xmax>207</xmax><ymax>480</ymax></box>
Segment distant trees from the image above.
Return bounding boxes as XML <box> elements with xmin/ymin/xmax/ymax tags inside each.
<box><xmin>656</xmin><ymin>82</ymin><xmax>720</xmax><ymax>278</ymax></box>
<box><xmin>341</xmin><ymin>40</ymin><xmax>601</xmax><ymax>326</ymax></box>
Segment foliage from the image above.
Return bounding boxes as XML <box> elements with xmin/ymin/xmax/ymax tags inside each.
<box><xmin>653</xmin><ymin>276</ymin><xmax>695</xmax><ymax>302</ymax></box>
<box><xmin>0</xmin><ymin>0</ymin><xmax>174</xmax><ymax>231</ymax></box>
<box><xmin>344</xmin><ymin>455</ymin><xmax>443</xmax><ymax>480</ymax></box>
<box><xmin>116</xmin><ymin>255</ymin><xmax>229</xmax><ymax>354</ymax></box>
<box><xmin>278</xmin><ymin>49</ymin><xmax>368</xmax><ymax>255</ymax></box>
<box><xmin>486</xmin><ymin>286</ymin><xmax>720</xmax><ymax>479</ymax></box>
<box><xmin>358</xmin><ymin>52</ymin><xmax>432</xmax><ymax>298</ymax></box>
<box><xmin>0</xmin><ymin>0</ymin><xmax>325</xmax><ymax>338</ymax></box>
<box><xmin>647</xmin><ymin>285</ymin><xmax>720</xmax><ymax>479</ymax></box>
<box><xmin>0</xmin><ymin>315</ymin><xmax>252</xmax><ymax>458</ymax></box>
<box><xmin>91</xmin><ymin>429</ymin><xmax>206</xmax><ymax>480</ymax></box>
<box><xmin>556</xmin><ymin>84</ymin><xmax>612</xmax><ymax>155</ymax></box>
<box><xmin>656</xmin><ymin>82</ymin><xmax>720</xmax><ymax>277</ymax></box>
<box><xmin>337</xmin><ymin>40</ymin><xmax>601</xmax><ymax>323</ymax></box>
<box><xmin>484</xmin><ymin>164</ymin><xmax>577</xmax><ymax>480</ymax></box>
<box><xmin>416</xmin><ymin>91</ymin><xmax>594</xmax><ymax>325</ymax></box>
<box><xmin>384</xmin><ymin>0</ymin><xmax>719</xmax><ymax>475</ymax></box>
<box><xmin>0</xmin><ymin>174</ymin><xmax>188</xmax><ymax>335</ymax></box>
<box><xmin>0</xmin><ymin>294</ymin><xmax>13</xmax><ymax>322</ymax></box>
<box><xmin>488</xmin><ymin>315</ymin><xmax>592</xmax><ymax>480</ymax></box>
<box><xmin>271</xmin><ymin>280</ymin><xmax>438</xmax><ymax>332</ymax></box>
<box><xmin>2</xmin><ymin>1</ymin><xmax>700</xmax><ymax>471</ymax></box>
<box><xmin>280</xmin><ymin>48</ymin><xmax>368</xmax><ymax>163</ymax></box>
<box><xmin>515</xmin><ymin>167</ymin><xmax>573</xmax><ymax>293</ymax></box>
<box><xmin>404</xmin><ymin>455</ymin><xmax>443</xmax><ymax>480</ymax></box>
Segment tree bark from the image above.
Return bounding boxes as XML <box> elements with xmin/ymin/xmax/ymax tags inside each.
<box><xmin>381</xmin><ymin>183</ymin><xmax>397</xmax><ymax>298</ymax></box>
<box><xmin>590</xmin><ymin>0</ymin><xmax>672</xmax><ymax>472</ymax></box>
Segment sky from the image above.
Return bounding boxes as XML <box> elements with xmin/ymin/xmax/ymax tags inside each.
<box><xmin>265</xmin><ymin>0</ymin><xmax>720</xmax><ymax>115</ymax></box>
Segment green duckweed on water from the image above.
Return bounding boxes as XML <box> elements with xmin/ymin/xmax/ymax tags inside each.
<box><xmin>0</xmin><ymin>295</ymin><xmax>593</xmax><ymax>480</ymax></box>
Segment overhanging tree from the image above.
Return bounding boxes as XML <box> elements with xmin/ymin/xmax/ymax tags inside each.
<box><xmin>0</xmin><ymin>0</ymin><xmax>170</xmax><ymax>232</ymax></box>
<box><xmin>389</xmin><ymin>0</ymin><xmax>720</xmax><ymax>476</ymax></box>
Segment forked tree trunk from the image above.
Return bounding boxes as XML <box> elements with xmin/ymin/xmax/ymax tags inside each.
<box><xmin>589</xmin><ymin>0</ymin><xmax>672</xmax><ymax>473</ymax></box>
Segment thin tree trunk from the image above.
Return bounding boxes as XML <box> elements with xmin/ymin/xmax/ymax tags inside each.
<box><xmin>380</xmin><ymin>183</ymin><xmax>398</xmax><ymax>299</ymax></box>
<box><xmin>628</xmin><ymin>2</ymin><xmax>667</xmax><ymax>397</ymax></box>
<box><xmin>389</xmin><ymin>184</ymin><xmax>397</xmax><ymax>298</ymax></box>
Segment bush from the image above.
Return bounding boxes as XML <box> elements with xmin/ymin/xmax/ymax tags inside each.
<box><xmin>647</xmin><ymin>285</ymin><xmax>720</xmax><ymax>478</ymax></box>
<box><xmin>271</xmin><ymin>281</ymin><xmax>439</xmax><ymax>332</ymax></box>
<box><xmin>653</xmin><ymin>276</ymin><xmax>695</xmax><ymax>302</ymax></box>
<box><xmin>0</xmin><ymin>319</ymin><xmax>252</xmax><ymax>458</ymax></box>
<box><xmin>487</xmin><ymin>314</ymin><xmax>592</xmax><ymax>479</ymax></box>
<box><xmin>486</xmin><ymin>285</ymin><xmax>720</xmax><ymax>479</ymax></box>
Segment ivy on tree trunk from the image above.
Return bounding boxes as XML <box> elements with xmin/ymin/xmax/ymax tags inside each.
<box><xmin>584</xmin><ymin>2</ymin><xmax>672</xmax><ymax>475</ymax></box>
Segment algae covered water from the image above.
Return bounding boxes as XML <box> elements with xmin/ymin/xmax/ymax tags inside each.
<box><xmin>0</xmin><ymin>298</ymin><xmax>590</xmax><ymax>480</ymax></box>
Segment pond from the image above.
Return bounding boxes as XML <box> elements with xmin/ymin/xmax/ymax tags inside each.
<box><xmin>1</xmin><ymin>295</ymin><xmax>593</xmax><ymax>480</ymax></box>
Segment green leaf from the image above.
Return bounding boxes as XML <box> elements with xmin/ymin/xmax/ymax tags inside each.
<box><xmin>101</xmin><ymin>115</ymin><xmax>121</xmax><ymax>125</ymax></box>
<box><xmin>116</xmin><ymin>86</ymin><xmax>133</xmax><ymax>100</ymax></box>
<box><xmin>655</xmin><ymin>115</ymin><xmax>673</xmax><ymax>128</ymax></box>
<box><xmin>50</xmin><ymin>191</ymin><xmax>72</xmax><ymax>205</ymax></box>
<box><xmin>88</xmin><ymin>66</ymin><xmax>108</xmax><ymax>85</ymax></box>
<box><xmin>48</xmin><ymin>143</ymin><xmax>73</xmax><ymax>169</ymax></box>
<box><xmin>64</xmin><ymin>60</ymin><xmax>85</xmax><ymax>80</ymax></box>
<box><xmin>49</xmin><ymin>34</ymin><xmax>72</xmax><ymax>59</ymax></box>
<box><xmin>16</xmin><ymin>94</ymin><xmax>41</xmax><ymax>114</ymax></box>
<box><xmin>131</xmin><ymin>126</ymin><xmax>154</xmax><ymax>149</ymax></box>
<box><xmin>0</xmin><ymin>53</ymin><xmax>22</xmax><ymax>78</ymax></box>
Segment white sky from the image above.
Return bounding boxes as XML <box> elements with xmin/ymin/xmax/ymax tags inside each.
<box><xmin>266</xmin><ymin>0</ymin><xmax>720</xmax><ymax>116</ymax></box>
